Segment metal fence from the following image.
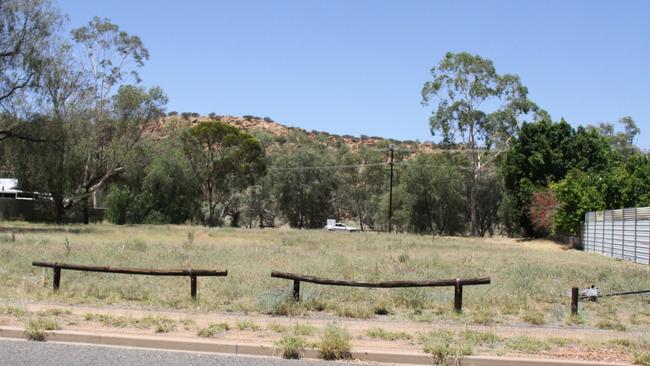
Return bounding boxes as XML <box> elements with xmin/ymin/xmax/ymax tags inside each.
<box><xmin>583</xmin><ymin>207</ymin><xmax>650</xmax><ymax>265</ymax></box>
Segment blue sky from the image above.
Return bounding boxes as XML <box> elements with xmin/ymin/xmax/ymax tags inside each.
<box><xmin>59</xmin><ymin>1</ymin><xmax>650</xmax><ymax>148</ymax></box>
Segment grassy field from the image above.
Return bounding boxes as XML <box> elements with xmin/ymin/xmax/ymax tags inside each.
<box><xmin>1</xmin><ymin>222</ymin><xmax>649</xmax><ymax>330</ymax></box>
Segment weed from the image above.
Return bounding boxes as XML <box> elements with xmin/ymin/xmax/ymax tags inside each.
<box><xmin>633</xmin><ymin>351</ymin><xmax>650</xmax><ymax>366</ymax></box>
<box><xmin>197</xmin><ymin>322</ymin><xmax>230</xmax><ymax>337</ymax></box>
<box><xmin>318</xmin><ymin>323</ymin><xmax>351</xmax><ymax>360</ymax></box>
<box><xmin>267</xmin><ymin>322</ymin><xmax>288</xmax><ymax>333</ymax></box>
<box><xmin>365</xmin><ymin>327</ymin><xmax>412</xmax><ymax>341</ymax></box>
<box><xmin>566</xmin><ymin>313</ymin><xmax>585</xmax><ymax>325</ymax></box>
<box><xmin>292</xmin><ymin>324</ymin><xmax>316</xmax><ymax>336</ymax></box>
<box><xmin>461</xmin><ymin>330</ymin><xmax>499</xmax><ymax>346</ymax></box>
<box><xmin>521</xmin><ymin>310</ymin><xmax>545</xmax><ymax>325</ymax></box>
<box><xmin>505</xmin><ymin>336</ymin><xmax>551</xmax><ymax>353</ymax></box>
<box><xmin>334</xmin><ymin>304</ymin><xmax>374</xmax><ymax>319</ymax></box>
<box><xmin>257</xmin><ymin>288</ymin><xmax>301</xmax><ymax>316</ymax></box>
<box><xmin>470</xmin><ymin>309</ymin><xmax>497</xmax><ymax>325</ymax></box>
<box><xmin>397</xmin><ymin>252</ymin><xmax>410</xmax><ymax>263</ymax></box>
<box><xmin>127</xmin><ymin>239</ymin><xmax>147</xmax><ymax>252</ymax></box>
<box><xmin>274</xmin><ymin>335</ymin><xmax>305</xmax><ymax>359</ymax></box>
<box><xmin>140</xmin><ymin>315</ymin><xmax>177</xmax><ymax>333</ymax></box>
<box><xmin>373</xmin><ymin>300</ymin><xmax>391</xmax><ymax>315</ymax></box>
<box><xmin>0</xmin><ymin>306</ymin><xmax>28</xmax><ymax>318</ymax></box>
<box><xmin>25</xmin><ymin>318</ymin><xmax>60</xmax><ymax>341</ymax></box>
<box><xmin>180</xmin><ymin>317</ymin><xmax>196</xmax><ymax>330</ymax></box>
<box><xmin>421</xmin><ymin>330</ymin><xmax>472</xmax><ymax>365</ymax></box>
<box><xmin>236</xmin><ymin>320</ymin><xmax>261</xmax><ymax>331</ymax></box>
<box><xmin>36</xmin><ymin>308</ymin><xmax>71</xmax><ymax>317</ymax></box>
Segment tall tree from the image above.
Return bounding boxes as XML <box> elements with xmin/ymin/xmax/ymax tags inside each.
<box><xmin>503</xmin><ymin>119</ymin><xmax>611</xmax><ymax>236</ymax></box>
<box><xmin>272</xmin><ymin>146</ymin><xmax>339</xmax><ymax>229</ymax></box>
<box><xmin>181</xmin><ymin>121</ymin><xmax>266</xmax><ymax>227</ymax></box>
<box><xmin>397</xmin><ymin>153</ymin><xmax>467</xmax><ymax>235</ymax></box>
<box><xmin>0</xmin><ymin>0</ymin><xmax>62</xmax><ymax>141</ymax></box>
<box><xmin>335</xmin><ymin>146</ymin><xmax>386</xmax><ymax>230</ymax></box>
<box><xmin>422</xmin><ymin>52</ymin><xmax>543</xmax><ymax>236</ymax></box>
<box><xmin>587</xmin><ymin>116</ymin><xmax>640</xmax><ymax>157</ymax></box>
<box><xmin>71</xmin><ymin>16</ymin><xmax>149</xmax><ymax>113</ymax></box>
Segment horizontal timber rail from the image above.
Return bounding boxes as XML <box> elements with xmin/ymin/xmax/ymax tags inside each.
<box><xmin>32</xmin><ymin>261</ymin><xmax>227</xmax><ymax>300</ymax></box>
<box><xmin>271</xmin><ymin>271</ymin><xmax>490</xmax><ymax>313</ymax></box>
<box><xmin>570</xmin><ymin>287</ymin><xmax>650</xmax><ymax>315</ymax></box>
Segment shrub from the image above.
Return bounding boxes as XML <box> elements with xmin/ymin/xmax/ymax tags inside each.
<box><xmin>421</xmin><ymin>330</ymin><xmax>472</xmax><ymax>365</ymax></box>
<box><xmin>236</xmin><ymin>320</ymin><xmax>261</xmax><ymax>331</ymax></box>
<box><xmin>319</xmin><ymin>323</ymin><xmax>351</xmax><ymax>360</ymax></box>
<box><xmin>633</xmin><ymin>351</ymin><xmax>650</xmax><ymax>366</ymax></box>
<box><xmin>365</xmin><ymin>328</ymin><xmax>412</xmax><ymax>341</ymax></box>
<box><xmin>292</xmin><ymin>324</ymin><xmax>316</xmax><ymax>336</ymax></box>
<box><xmin>527</xmin><ymin>189</ymin><xmax>557</xmax><ymax>236</ymax></box>
<box><xmin>274</xmin><ymin>335</ymin><xmax>305</xmax><ymax>359</ymax></box>
<box><xmin>197</xmin><ymin>322</ymin><xmax>230</xmax><ymax>337</ymax></box>
<box><xmin>105</xmin><ymin>185</ymin><xmax>135</xmax><ymax>225</ymax></box>
<box><xmin>521</xmin><ymin>310</ymin><xmax>546</xmax><ymax>325</ymax></box>
<box><xmin>25</xmin><ymin>318</ymin><xmax>60</xmax><ymax>341</ymax></box>
<box><xmin>505</xmin><ymin>336</ymin><xmax>551</xmax><ymax>353</ymax></box>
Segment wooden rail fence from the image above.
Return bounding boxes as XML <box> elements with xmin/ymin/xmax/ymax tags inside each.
<box><xmin>271</xmin><ymin>271</ymin><xmax>491</xmax><ymax>312</ymax></box>
<box><xmin>32</xmin><ymin>261</ymin><xmax>227</xmax><ymax>299</ymax></box>
<box><xmin>570</xmin><ymin>286</ymin><xmax>650</xmax><ymax>315</ymax></box>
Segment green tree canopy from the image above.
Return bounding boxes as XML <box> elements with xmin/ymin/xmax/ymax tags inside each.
<box><xmin>181</xmin><ymin>121</ymin><xmax>265</xmax><ymax>227</ymax></box>
<box><xmin>422</xmin><ymin>52</ymin><xmax>543</xmax><ymax>236</ymax></box>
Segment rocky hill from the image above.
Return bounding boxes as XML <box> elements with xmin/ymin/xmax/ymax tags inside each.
<box><xmin>151</xmin><ymin>114</ymin><xmax>445</xmax><ymax>154</ymax></box>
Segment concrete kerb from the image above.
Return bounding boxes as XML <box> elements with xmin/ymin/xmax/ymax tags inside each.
<box><xmin>0</xmin><ymin>326</ymin><xmax>632</xmax><ymax>366</ymax></box>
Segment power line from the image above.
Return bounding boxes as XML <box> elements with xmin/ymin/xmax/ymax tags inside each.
<box><xmin>268</xmin><ymin>162</ymin><xmax>389</xmax><ymax>171</ymax></box>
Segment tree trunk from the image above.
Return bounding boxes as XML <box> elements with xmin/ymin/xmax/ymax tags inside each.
<box><xmin>470</xmin><ymin>176</ymin><xmax>478</xmax><ymax>236</ymax></box>
<box><xmin>82</xmin><ymin>196</ymin><xmax>89</xmax><ymax>224</ymax></box>
<box><xmin>230</xmin><ymin>211</ymin><xmax>240</xmax><ymax>227</ymax></box>
<box><xmin>54</xmin><ymin>196</ymin><xmax>66</xmax><ymax>225</ymax></box>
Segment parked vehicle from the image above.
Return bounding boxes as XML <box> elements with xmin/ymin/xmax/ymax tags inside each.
<box><xmin>324</xmin><ymin>220</ymin><xmax>358</xmax><ymax>232</ymax></box>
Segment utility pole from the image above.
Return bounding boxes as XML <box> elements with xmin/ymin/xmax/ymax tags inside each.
<box><xmin>388</xmin><ymin>144</ymin><xmax>395</xmax><ymax>233</ymax></box>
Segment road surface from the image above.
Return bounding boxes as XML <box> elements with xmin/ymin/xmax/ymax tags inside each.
<box><xmin>0</xmin><ymin>338</ymin><xmax>357</xmax><ymax>366</ymax></box>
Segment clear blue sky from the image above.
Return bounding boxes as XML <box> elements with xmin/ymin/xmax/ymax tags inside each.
<box><xmin>59</xmin><ymin>0</ymin><xmax>650</xmax><ymax>148</ymax></box>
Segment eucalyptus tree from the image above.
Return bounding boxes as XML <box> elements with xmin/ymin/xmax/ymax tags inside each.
<box><xmin>181</xmin><ymin>121</ymin><xmax>266</xmax><ymax>227</ymax></box>
<box><xmin>422</xmin><ymin>52</ymin><xmax>544</xmax><ymax>236</ymax></box>
<box><xmin>0</xmin><ymin>0</ymin><xmax>62</xmax><ymax>141</ymax></box>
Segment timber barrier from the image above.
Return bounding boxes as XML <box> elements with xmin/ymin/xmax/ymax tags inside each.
<box><xmin>32</xmin><ymin>261</ymin><xmax>227</xmax><ymax>299</ymax></box>
<box><xmin>271</xmin><ymin>271</ymin><xmax>491</xmax><ymax>312</ymax></box>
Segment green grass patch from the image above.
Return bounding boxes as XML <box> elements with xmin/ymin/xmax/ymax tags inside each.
<box><xmin>365</xmin><ymin>327</ymin><xmax>413</xmax><ymax>341</ymax></box>
<box><xmin>318</xmin><ymin>323</ymin><xmax>351</xmax><ymax>360</ymax></box>
<box><xmin>197</xmin><ymin>322</ymin><xmax>230</xmax><ymax>337</ymax></box>
<box><xmin>274</xmin><ymin>335</ymin><xmax>306</xmax><ymax>359</ymax></box>
<box><xmin>505</xmin><ymin>336</ymin><xmax>552</xmax><ymax>353</ymax></box>
<box><xmin>236</xmin><ymin>320</ymin><xmax>261</xmax><ymax>331</ymax></box>
<box><xmin>24</xmin><ymin>318</ymin><xmax>60</xmax><ymax>341</ymax></box>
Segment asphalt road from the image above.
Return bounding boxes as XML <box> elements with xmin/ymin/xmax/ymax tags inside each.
<box><xmin>0</xmin><ymin>339</ymin><xmax>355</xmax><ymax>366</ymax></box>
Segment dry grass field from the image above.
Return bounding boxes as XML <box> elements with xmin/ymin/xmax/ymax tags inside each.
<box><xmin>1</xmin><ymin>222</ymin><xmax>649</xmax><ymax>331</ymax></box>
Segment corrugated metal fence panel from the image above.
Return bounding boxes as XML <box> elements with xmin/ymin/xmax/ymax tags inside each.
<box><xmin>636</xmin><ymin>220</ymin><xmax>650</xmax><ymax>265</ymax></box>
<box><xmin>582</xmin><ymin>207</ymin><xmax>649</xmax><ymax>265</ymax></box>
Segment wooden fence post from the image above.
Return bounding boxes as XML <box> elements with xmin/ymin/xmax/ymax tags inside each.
<box><xmin>53</xmin><ymin>265</ymin><xmax>61</xmax><ymax>291</ymax></box>
<box><xmin>571</xmin><ymin>287</ymin><xmax>579</xmax><ymax>315</ymax></box>
<box><xmin>190</xmin><ymin>275</ymin><xmax>197</xmax><ymax>300</ymax></box>
<box><xmin>454</xmin><ymin>279</ymin><xmax>463</xmax><ymax>313</ymax></box>
<box><xmin>293</xmin><ymin>280</ymin><xmax>300</xmax><ymax>301</ymax></box>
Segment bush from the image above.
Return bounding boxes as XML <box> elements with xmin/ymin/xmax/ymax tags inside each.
<box><xmin>318</xmin><ymin>323</ymin><xmax>351</xmax><ymax>360</ymax></box>
<box><xmin>275</xmin><ymin>335</ymin><xmax>305</xmax><ymax>359</ymax></box>
<box><xmin>25</xmin><ymin>318</ymin><xmax>60</xmax><ymax>341</ymax></box>
<box><xmin>197</xmin><ymin>322</ymin><xmax>230</xmax><ymax>337</ymax></box>
<box><xmin>104</xmin><ymin>185</ymin><xmax>134</xmax><ymax>225</ymax></box>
